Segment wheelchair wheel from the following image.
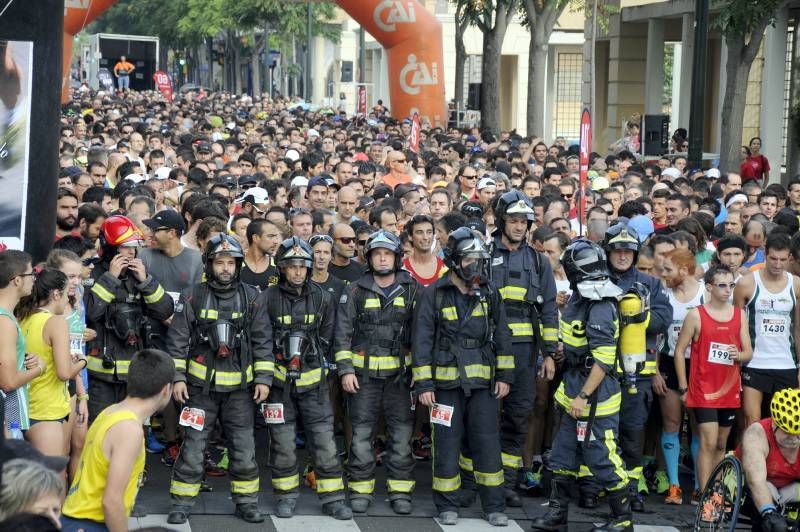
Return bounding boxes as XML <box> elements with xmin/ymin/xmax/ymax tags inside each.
<box><xmin>693</xmin><ymin>455</ymin><xmax>744</xmax><ymax>532</ymax></box>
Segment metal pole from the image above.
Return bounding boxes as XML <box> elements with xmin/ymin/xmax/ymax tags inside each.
<box><xmin>688</xmin><ymin>0</ymin><xmax>709</xmax><ymax>168</ymax></box>
<box><xmin>305</xmin><ymin>0</ymin><xmax>312</xmax><ymax>100</ymax></box>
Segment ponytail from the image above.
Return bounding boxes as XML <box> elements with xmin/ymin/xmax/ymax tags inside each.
<box><xmin>14</xmin><ymin>268</ymin><xmax>68</xmax><ymax>322</ymax></box>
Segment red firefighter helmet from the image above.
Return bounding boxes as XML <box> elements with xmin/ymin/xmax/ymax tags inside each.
<box><xmin>101</xmin><ymin>215</ymin><xmax>145</xmax><ymax>247</ymax></box>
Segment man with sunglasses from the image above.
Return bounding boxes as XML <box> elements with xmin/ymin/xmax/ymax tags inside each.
<box><xmin>457</xmin><ymin>164</ymin><xmax>480</xmax><ymax>200</ymax></box>
<box><xmin>734</xmin><ymin>232</ymin><xmax>800</xmax><ymax>429</ymax></box>
<box><xmin>328</xmin><ymin>223</ymin><xmax>364</xmax><ymax>283</ymax></box>
<box><xmin>382</xmin><ymin>151</ymin><xmax>412</xmax><ymax>189</ymax></box>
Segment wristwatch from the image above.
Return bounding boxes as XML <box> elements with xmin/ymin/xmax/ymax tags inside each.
<box><xmin>578</xmin><ymin>391</ymin><xmax>589</xmax><ymax>400</ymax></box>
<box><xmin>679</xmin><ymin>387</ymin><xmax>688</xmax><ymax>395</ymax></box>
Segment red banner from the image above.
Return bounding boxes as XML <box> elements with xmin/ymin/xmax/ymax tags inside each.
<box><xmin>579</xmin><ymin>108</ymin><xmax>592</xmax><ymax>235</ymax></box>
<box><xmin>357</xmin><ymin>85</ymin><xmax>367</xmax><ymax>122</ymax></box>
<box><xmin>409</xmin><ymin>113</ymin><xmax>421</xmax><ymax>153</ymax></box>
<box><xmin>153</xmin><ymin>70</ymin><xmax>173</xmax><ymax>102</ymax></box>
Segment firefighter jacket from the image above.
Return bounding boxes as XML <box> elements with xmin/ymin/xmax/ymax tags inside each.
<box><xmin>333</xmin><ymin>271</ymin><xmax>419</xmax><ymax>379</ymax></box>
<box><xmin>491</xmin><ymin>237</ymin><xmax>558</xmax><ymax>356</ymax></box>
<box><xmin>610</xmin><ymin>267</ymin><xmax>671</xmax><ymax>376</ymax></box>
<box><xmin>555</xmin><ymin>295</ymin><xmax>621</xmax><ymax>419</ymax></box>
<box><xmin>259</xmin><ymin>280</ymin><xmax>335</xmax><ymax>393</ymax></box>
<box><xmin>411</xmin><ymin>274</ymin><xmax>514</xmax><ymax>394</ymax></box>
<box><xmin>167</xmin><ymin>281</ymin><xmax>273</xmax><ymax>393</ymax></box>
<box><xmin>85</xmin><ymin>265</ymin><xmax>173</xmax><ymax>382</ymax></box>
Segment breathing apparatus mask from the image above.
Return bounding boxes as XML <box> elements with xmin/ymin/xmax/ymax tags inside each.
<box><xmin>208</xmin><ymin>319</ymin><xmax>239</xmax><ymax>359</ymax></box>
<box><xmin>279</xmin><ymin>330</ymin><xmax>312</xmax><ymax>380</ymax></box>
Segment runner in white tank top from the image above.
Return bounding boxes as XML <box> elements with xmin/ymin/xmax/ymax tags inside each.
<box><xmin>746</xmin><ymin>269</ymin><xmax>796</xmax><ymax>370</ymax></box>
<box><xmin>665</xmin><ymin>283</ymin><xmax>705</xmax><ymax>360</ymax></box>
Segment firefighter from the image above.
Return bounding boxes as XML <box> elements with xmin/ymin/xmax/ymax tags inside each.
<box><xmin>531</xmin><ymin>239</ymin><xmax>632</xmax><ymax>532</ymax></box>
<box><xmin>580</xmin><ymin>222</ymin><xmax>671</xmax><ymax>511</ymax></box>
<box><xmin>333</xmin><ymin>229</ymin><xmax>419</xmax><ymax>514</ymax></box>
<box><xmin>85</xmin><ymin>215</ymin><xmax>173</xmax><ymax>421</ymax></box>
<box><xmin>260</xmin><ymin>237</ymin><xmax>352</xmax><ymax>520</ymax></box>
<box><xmin>165</xmin><ymin>234</ymin><xmax>271</xmax><ymax>525</ymax></box>
<box><xmin>472</xmin><ymin>189</ymin><xmax>558</xmax><ymax>505</ymax></box>
<box><xmin>412</xmin><ymin>227</ymin><xmax>514</xmax><ymax>527</ymax></box>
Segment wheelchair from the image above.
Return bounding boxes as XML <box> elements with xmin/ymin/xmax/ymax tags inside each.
<box><xmin>694</xmin><ymin>455</ymin><xmax>800</xmax><ymax>531</ymax></box>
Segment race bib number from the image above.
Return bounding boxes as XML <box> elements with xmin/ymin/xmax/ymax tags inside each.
<box><xmin>167</xmin><ymin>291</ymin><xmax>180</xmax><ymax>311</ymax></box>
<box><xmin>576</xmin><ymin>421</ymin><xmax>596</xmax><ymax>442</ymax></box>
<box><xmin>69</xmin><ymin>332</ymin><xmax>84</xmax><ymax>357</ymax></box>
<box><xmin>430</xmin><ymin>403</ymin><xmax>454</xmax><ymax>427</ymax></box>
<box><xmin>178</xmin><ymin>407</ymin><xmax>206</xmax><ymax>431</ymax></box>
<box><xmin>708</xmin><ymin>342</ymin><xmax>735</xmax><ymax>366</ymax></box>
<box><xmin>261</xmin><ymin>403</ymin><xmax>285</xmax><ymax>424</ymax></box>
<box><xmin>761</xmin><ymin>318</ymin><xmax>787</xmax><ymax>337</ymax></box>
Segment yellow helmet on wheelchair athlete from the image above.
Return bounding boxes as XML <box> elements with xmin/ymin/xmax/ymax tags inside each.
<box><xmin>771</xmin><ymin>389</ymin><xmax>800</xmax><ymax>435</ymax></box>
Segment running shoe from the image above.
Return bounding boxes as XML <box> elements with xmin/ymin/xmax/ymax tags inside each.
<box><xmin>146</xmin><ymin>430</ymin><xmax>165</xmax><ymax>453</ymax></box>
<box><xmin>520</xmin><ymin>470</ymin><xmax>541</xmax><ymax>492</ymax></box>
<box><xmin>664</xmin><ymin>484</ymin><xmax>683</xmax><ymax>505</ymax></box>
<box><xmin>161</xmin><ymin>443</ymin><xmax>180</xmax><ymax>467</ymax></box>
<box><xmin>303</xmin><ymin>464</ymin><xmax>317</xmax><ymax>490</ymax></box>
<box><xmin>637</xmin><ymin>475</ymin><xmax>649</xmax><ymax>495</ymax></box>
<box><xmin>654</xmin><ymin>470</ymin><xmax>670</xmax><ymax>495</ymax></box>
<box><xmin>412</xmin><ymin>434</ymin><xmax>431</xmax><ymax>461</ymax></box>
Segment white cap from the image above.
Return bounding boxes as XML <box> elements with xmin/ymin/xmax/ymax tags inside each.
<box><xmin>285</xmin><ymin>149</ymin><xmax>301</xmax><ymax>162</ymax></box>
<box><xmin>234</xmin><ymin>186</ymin><xmax>269</xmax><ymax>205</ymax></box>
<box><xmin>592</xmin><ymin>176</ymin><xmax>610</xmax><ymax>191</ymax></box>
<box><xmin>307</xmin><ymin>128</ymin><xmax>320</xmax><ymax>138</ymax></box>
<box><xmin>476</xmin><ymin>177</ymin><xmax>496</xmax><ymax>190</ymax></box>
<box><xmin>706</xmin><ymin>168</ymin><xmax>721</xmax><ymax>179</ymax></box>
<box><xmin>290</xmin><ymin>176</ymin><xmax>309</xmax><ymax>188</ymax></box>
<box><xmin>152</xmin><ymin>167</ymin><xmax>172</xmax><ymax>180</ymax></box>
<box><xmin>123</xmin><ymin>173</ymin><xmax>146</xmax><ymax>184</ymax></box>
<box><xmin>725</xmin><ymin>193</ymin><xmax>748</xmax><ymax>209</ymax></box>
<box><xmin>661</xmin><ymin>167</ymin><xmax>681</xmax><ymax>180</ymax></box>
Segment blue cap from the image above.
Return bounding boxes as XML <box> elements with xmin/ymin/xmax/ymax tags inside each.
<box><xmin>628</xmin><ymin>215</ymin><xmax>654</xmax><ymax>243</ymax></box>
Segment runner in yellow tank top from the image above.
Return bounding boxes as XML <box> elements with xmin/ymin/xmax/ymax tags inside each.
<box><xmin>61</xmin><ymin>349</ymin><xmax>174</xmax><ymax>532</ymax></box>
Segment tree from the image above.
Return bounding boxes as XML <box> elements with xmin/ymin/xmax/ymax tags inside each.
<box><xmin>520</xmin><ymin>0</ymin><xmax>570</xmax><ymax>137</ymax></box>
<box><xmin>717</xmin><ymin>0</ymin><xmax>789</xmax><ymax>174</ymax></box>
<box><xmin>470</xmin><ymin>0</ymin><xmax>518</xmax><ymax>134</ymax></box>
<box><xmin>452</xmin><ymin>1</ymin><xmax>471</xmax><ymax>108</ymax></box>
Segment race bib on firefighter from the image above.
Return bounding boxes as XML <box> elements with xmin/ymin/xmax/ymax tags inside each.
<box><xmin>708</xmin><ymin>342</ymin><xmax>735</xmax><ymax>366</ymax></box>
<box><xmin>69</xmin><ymin>332</ymin><xmax>84</xmax><ymax>357</ymax></box>
<box><xmin>761</xmin><ymin>318</ymin><xmax>787</xmax><ymax>337</ymax></box>
<box><xmin>576</xmin><ymin>420</ymin><xmax>596</xmax><ymax>442</ymax></box>
<box><xmin>492</xmin><ymin>256</ymin><xmax>504</xmax><ymax>267</ymax></box>
<box><xmin>430</xmin><ymin>403</ymin><xmax>453</xmax><ymax>427</ymax></box>
<box><xmin>261</xmin><ymin>403</ymin><xmax>285</xmax><ymax>424</ymax></box>
<box><xmin>178</xmin><ymin>407</ymin><xmax>206</xmax><ymax>431</ymax></box>
<box><xmin>167</xmin><ymin>291</ymin><xmax>181</xmax><ymax>311</ymax></box>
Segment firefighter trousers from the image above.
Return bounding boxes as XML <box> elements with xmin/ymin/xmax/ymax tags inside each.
<box><xmin>346</xmin><ymin>375</ymin><xmax>415</xmax><ymax>502</ymax></box>
<box><xmin>267</xmin><ymin>384</ymin><xmax>346</xmax><ymax>504</ymax></box>
<box><xmin>432</xmin><ymin>387</ymin><xmax>505</xmax><ymax>514</ymax></box>
<box><xmin>580</xmin><ymin>378</ymin><xmax>652</xmax><ymax>495</ymax></box>
<box><xmin>549</xmin><ymin>410</ymin><xmax>628</xmax><ymax>492</ymax></box>
<box><xmin>169</xmin><ymin>386</ymin><xmax>260</xmax><ymax>509</ymax></box>
<box><xmin>462</xmin><ymin>347</ymin><xmax>536</xmax><ymax>492</ymax></box>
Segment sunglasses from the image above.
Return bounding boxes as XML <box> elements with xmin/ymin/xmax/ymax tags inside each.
<box><xmin>82</xmin><ymin>256</ymin><xmax>100</xmax><ymax>266</ymax></box>
<box><xmin>463</xmin><ymin>175</ymin><xmax>478</xmax><ymax>180</ymax></box>
<box><xmin>393</xmin><ymin>159</ymin><xmax>407</xmax><ymax>164</ymax></box>
<box><xmin>358</xmin><ymin>239</ymin><xmax>368</xmax><ymax>246</ymax></box>
<box><xmin>336</xmin><ymin>237</ymin><xmax>356</xmax><ymax>244</ymax></box>
<box><xmin>309</xmin><ymin>234</ymin><xmax>334</xmax><ymax>246</ymax></box>
<box><xmin>713</xmin><ymin>282</ymin><xmax>736</xmax><ymax>289</ymax></box>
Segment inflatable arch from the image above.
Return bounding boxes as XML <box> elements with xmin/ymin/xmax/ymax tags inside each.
<box><xmin>63</xmin><ymin>0</ymin><xmax>446</xmax><ymax>124</ymax></box>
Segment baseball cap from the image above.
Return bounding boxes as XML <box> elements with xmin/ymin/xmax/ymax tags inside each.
<box><xmin>152</xmin><ymin>167</ymin><xmax>172</xmax><ymax>180</ymax></box>
<box><xmin>62</xmin><ymin>166</ymin><xmax>83</xmax><ymax>178</ymax></box>
<box><xmin>352</xmin><ymin>152</ymin><xmax>369</xmax><ymax>162</ymax></box>
<box><xmin>357</xmin><ymin>196</ymin><xmax>375</xmax><ymax>211</ymax></box>
<box><xmin>431</xmin><ymin>180</ymin><xmax>448</xmax><ymax>189</ymax></box>
<box><xmin>477</xmin><ymin>177</ymin><xmax>496</xmax><ymax>190</ymax></box>
<box><xmin>5</xmin><ymin>439</ymin><xmax>69</xmax><ymax>472</ymax></box>
<box><xmin>307</xmin><ymin>128</ymin><xmax>320</xmax><ymax>139</ymax></box>
<box><xmin>591</xmin><ymin>176</ymin><xmax>610</xmax><ymax>191</ymax></box>
<box><xmin>235</xmin><ymin>186</ymin><xmax>269</xmax><ymax>207</ymax></box>
<box><xmin>285</xmin><ymin>149</ymin><xmax>301</xmax><ymax>162</ymax></box>
<box><xmin>238</xmin><ymin>174</ymin><xmax>259</xmax><ymax>186</ymax></box>
<box><xmin>143</xmin><ymin>209</ymin><xmax>186</xmax><ymax>233</ymax></box>
<box><xmin>196</xmin><ymin>142</ymin><xmax>212</xmax><ymax>154</ymax></box>
<box><xmin>706</xmin><ymin>168</ymin><xmax>721</xmax><ymax>179</ymax></box>
<box><xmin>290</xmin><ymin>176</ymin><xmax>309</xmax><ymax>188</ymax></box>
<box><xmin>661</xmin><ymin>167</ymin><xmax>681</xmax><ymax>180</ymax></box>
<box><xmin>123</xmin><ymin>173</ymin><xmax>146</xmax><ymax>184</ymax></box>
<box><xmin>308</xmin><ymin>176</ymin><xmax>328</xmax><ymax>190</ymax></box>
<box><xmin>628</xmin><ymin>215</ymin><xmax>654</xmax><ymax>243</ymax></box>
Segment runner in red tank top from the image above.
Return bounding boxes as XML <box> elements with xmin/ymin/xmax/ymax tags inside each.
<box><xmin>674</xmin><ymin>266</ymin><xmax>753</xmax><ymax>502</ymax></box>
<box><xmin>739</xmin><ymin>389</ymin><xmax>800</xmax><ymax>531</ymax></box>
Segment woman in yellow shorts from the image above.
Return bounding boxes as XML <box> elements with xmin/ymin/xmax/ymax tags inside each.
<box><xmin>16</xmin><ymin>269</ymin><xmax>88</xmax><ymax>457</ymax></box>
